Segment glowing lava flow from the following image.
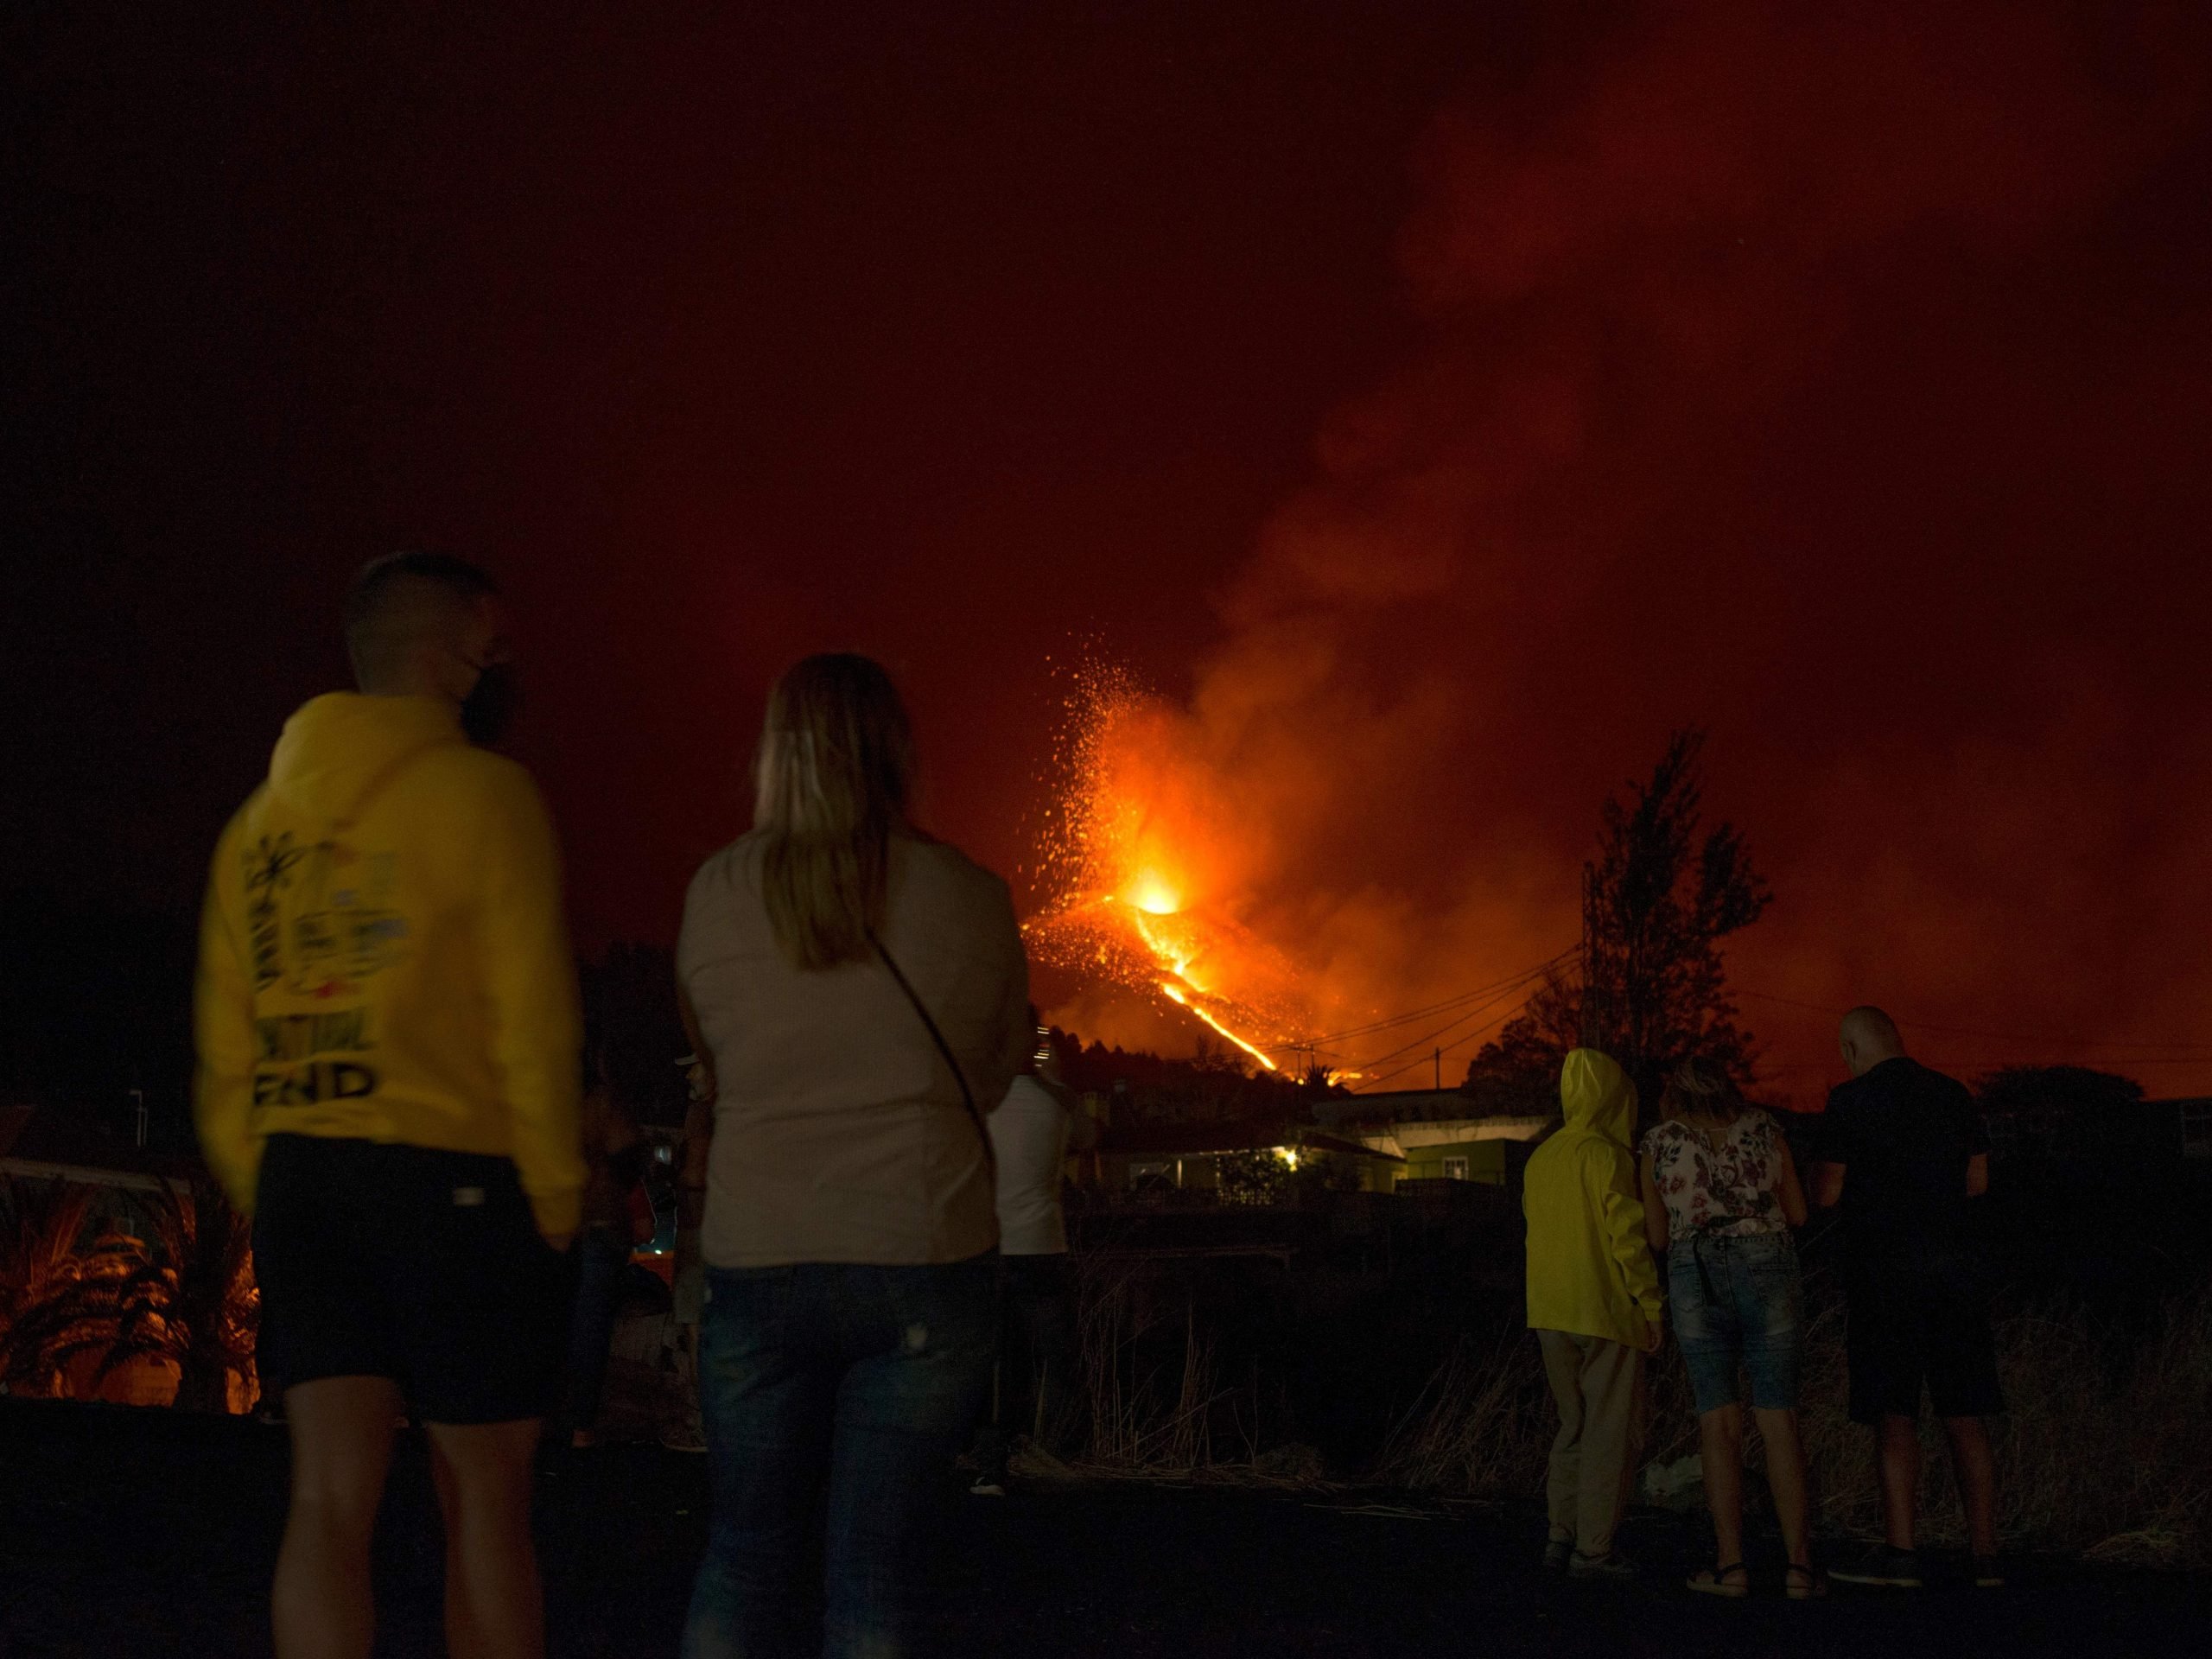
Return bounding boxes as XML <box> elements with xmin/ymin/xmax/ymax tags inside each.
<box><xmin>1158</xmin><ymin>982</ymin><xmax>1279</xmax><ymax>1072</ymax></box>
<box><xmin>1131</xmin><ymin>898</ymin><xmax>1281</xmax><ymax>1071</ymax></box>
<box><xmin>1021</xmin><ymin>664</ymin><xmax>1308</xmax><ymax>1071</ymax></box>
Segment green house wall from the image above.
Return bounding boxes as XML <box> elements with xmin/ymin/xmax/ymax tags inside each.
<box><xmin>1396</xmin><ymin>1140</ymin><xmax>1508</xmax><ymax>1185</ymax></box>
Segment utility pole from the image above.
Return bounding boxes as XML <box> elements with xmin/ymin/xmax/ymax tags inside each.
<box><xmin>1433</xmin><ymin>1048</ymin><xmax>1441</xmax><ymax>1090</ymax></box>
<box><xmin>1578</xmin><ymin>864</ymin><xmax>1599</xmax><ymax>1048</ymax></box>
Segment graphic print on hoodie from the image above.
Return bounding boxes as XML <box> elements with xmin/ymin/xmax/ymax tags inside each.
<box><xmin>194</xmin><ymin>693</ymin><xmax>586</xmax><ymax>1240</ymax></box>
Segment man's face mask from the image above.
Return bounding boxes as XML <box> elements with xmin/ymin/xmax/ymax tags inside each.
<box><xmin>461</xmin><ymin>659</ymin><xmax>521</xmax><ymax>747</ymax></box>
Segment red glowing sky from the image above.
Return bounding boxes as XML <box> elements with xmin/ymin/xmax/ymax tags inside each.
<box><xmin>8</xmin><ymin>3</ymin><xmax>2212</xmax><ymax>1103</ymax></box>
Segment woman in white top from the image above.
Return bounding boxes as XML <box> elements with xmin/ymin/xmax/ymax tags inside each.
<box><xmin>677</xmin><ymin>653</ymin><xmax>1031</xmax><ymax>1658</ymax></box>
<box><xmin>971</xmin><ymin>1026</ymin><xmax>1097</xmax><ymax>1494</ymax></box>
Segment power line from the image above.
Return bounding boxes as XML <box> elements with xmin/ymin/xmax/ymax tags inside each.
<box><xmin>1340</xmin><ymin>965</ymin><xmax>1566</xmax><ymax>1075</ymax></box>
<box><xmin>1735</xmin><ymin>988</ymin><xmax>2212</xmax><ymax>1055</ymax></box>
<box><xmin>1282</xmin><ymin>947</ymin><xmax>1578</xmax><ymax>1048</ymax></box>
<box><xmin>1349</xmin><ymin>974</ymin><xmax>1559</xmax><ymax>1090</ymax></box>
<box><xmin>1351</xmin><ymin>986</ymin><xmax>1549</xmax><ymax>1091</ymax></box>
<box><xmin>1762</xmin><ymin>1056</ymin><xmax>2212</xmax><ymax>1071</ymax></box>
<box><xmin>1923</xmin><ymin>1057</ymin><xmax>2212</xmax><ymax>1071</ymax></box>
<box><xmin>1286</xmin><ymin>954</ymin><xmax>1573</xmax><ymax>1049</ymax></box>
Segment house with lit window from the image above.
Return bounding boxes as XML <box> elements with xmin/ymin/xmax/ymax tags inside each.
<box><xmin>1317</xmin><ymin>1088</ymin><xmax>1554</xmax><ymax>1192</ymax></box>
<box><xmin>2164</xmin><ymin>1097</ymin><xmax>2212</xmax><ymax>1160</ymax></box>
<box><xmin>1980</xmin><ymin>1094</ymin><xmax>2212</xmax><ymax>1162</ymax></box>
<box><xmin>0</xmin><ymin>1103</ymin><xmax>197</xmax><ymax>1208</ymax></box>
<box><xmin>1085</xmin><ymin>1109</ymin><xmax>1403</xmax><ymax>1201</ymax></box>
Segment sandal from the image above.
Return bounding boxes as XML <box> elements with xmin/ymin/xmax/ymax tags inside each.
<box><xmin>1687</xmin><ymin>1562</ymin><xmax>1751</xmax><ymax>1599</ymax></box>
<box><xmin>1785</xmin><ymin>1563</ymin><xmax>1828</xmax><ymax>1600</ymax></box>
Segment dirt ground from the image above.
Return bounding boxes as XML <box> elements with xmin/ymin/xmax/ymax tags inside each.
<box><xmin>2</xmin><ymin>1401</ymin><xmax>2204</xmax><ymax>1658</ymax></box>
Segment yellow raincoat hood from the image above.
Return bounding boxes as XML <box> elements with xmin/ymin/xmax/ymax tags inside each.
<box><xmin>1522</xmin><ymin>1048</ymin><xmax>1663</xmax><ymax>1346</ymax></box>
<box><xmin>1560</xmin><ymin>1047</ymin><xmax>1638</xmax><ymax>1150</ymax></box>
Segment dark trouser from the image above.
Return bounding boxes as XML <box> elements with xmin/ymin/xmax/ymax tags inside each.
<box><xmin>682</xmin><ymin>1255</ymin><xmax>996</xmax><ymax>1659</ymax></box>
<box><xmin>1536</xmin><ymin>1329</ymin><xmax>1647</xmax><ymax>1559</ymax></box>
<box><xmin>559</xmin><ymin>1224</ymin><xmax>632</xmax><ymax>1437</ymax></box>
<box><xmin>975</xmin><ymin>1252</ymin><xmax>1081</xmax><ymax>1483</ymax></box>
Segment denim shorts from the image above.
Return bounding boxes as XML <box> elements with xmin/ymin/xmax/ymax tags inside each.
<box><xmin>1667</xmin><ymin>1230</ymin><xmax>1803</xmax><ymax>1414</ymax></box>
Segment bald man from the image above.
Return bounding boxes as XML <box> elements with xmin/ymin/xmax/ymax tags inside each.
<box><xmin>1813</xmin><ymin>1007</ymin><xmax>2001</xmax><ymax>1591</ymax></box>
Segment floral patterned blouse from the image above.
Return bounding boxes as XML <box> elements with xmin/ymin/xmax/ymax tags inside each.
<box><xmin>1641</xmin><ymin>1110</ymin><xmax>1789</xmax><ymax>1244</ymax></box>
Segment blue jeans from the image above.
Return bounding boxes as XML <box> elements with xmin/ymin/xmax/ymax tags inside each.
<box><xmin>682</xmin><ymin>1254</ymin><xmax>996</xmax><ymax>1659</ymax></box>
<box><xmin>1667</xmin><ymin>1230</ymin><xmax>1803</xmax><ymax>1414</ymax></box>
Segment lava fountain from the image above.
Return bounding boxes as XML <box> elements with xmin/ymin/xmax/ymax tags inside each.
<box><xmin>1021</xmin><ymin>664</ymin><xmax>1314</xmax><ymax>1071</ymax></box>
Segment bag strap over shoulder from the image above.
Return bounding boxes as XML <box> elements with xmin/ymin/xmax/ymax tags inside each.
<box><xmin>869</xmin><ymin>932</ymin><xmax>995</xmax><ymax>1180</ymax></box>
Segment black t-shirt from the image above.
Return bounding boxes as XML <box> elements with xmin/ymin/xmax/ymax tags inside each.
<box><xmin>1818</xmin><ymin>1057</ymin><xmax>1988</xmax><ymax>1259</ymax></box>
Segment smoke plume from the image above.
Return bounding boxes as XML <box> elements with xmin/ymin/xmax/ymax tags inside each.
<box><xmin>1058</xmin><ymin>1</ymin><xmax>2212</xmax><ymax>1100</ymax></box>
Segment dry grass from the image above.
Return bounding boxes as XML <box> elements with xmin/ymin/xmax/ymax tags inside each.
<box><xmin>1070</xmin><ymin>1253</ymin><xmax>1239</xmax><ymax>1475</ymax></box>
<box><xmin>1372</xmin><ymin>1329</ymin><xmax>1554</xmax><ymax>1497</ymax></box>
<box><xmin>1061</xmin><ymin>1237</ymin><xmax>2212</xmax><ymax>1567</ymax></box>
<box><xmin>1377</xmin><ymin>1285</ymin><xmax>2212</xmax><ymax>1569</ymax></box>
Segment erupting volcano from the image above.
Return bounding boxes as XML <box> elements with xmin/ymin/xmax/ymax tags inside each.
<box><xmin>1021</xmin><ymin>665</ymin><xmax>1316</xmax><ymax>1072</ymax></box>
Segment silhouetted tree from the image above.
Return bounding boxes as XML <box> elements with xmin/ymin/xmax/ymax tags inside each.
<box><xmin>1296</xmin><ymin>1058</ymin><xmax>1343</xmax><ymax>1096</ymax></box>
<box><xmin>0</xmin><ymin>1176</ymin><xmax>94</xmax><ymax>1389</ymax></box>
<box><xmin>0</xmin><ymin>1179</ymin><xmax>257</xmax><ymax>1410</ymax></box>
<box><xmin>1971</xmin><ymin>1065</ymin><xmax>2196</xmax><ymax>1313</ymax></box>
<box><xmin>1467</xmin><ymin>731</ymin><xmax>1770</xmax><ymax>1117</ymax></box>
<box><xmin>1461</xmin><ymin>966</ymin><xmax>1584</xmax><ymax>1116</ymax></box>
<box><xmin>1976</xmin><ymin>1065</ymin><xmax>2150</xmax><ymax>1160</ymax></box>
<box><xmin>103</xmin><ymin>1179</ymin><xmax>259</xmax><ymax>1411</ymax></box>
<box><xmin>1215</xmin><ymin>1151</ymin><xmax>1293</xmax><ymax>1207</ymax></box>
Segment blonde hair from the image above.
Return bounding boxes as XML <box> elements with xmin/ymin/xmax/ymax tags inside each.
<box><xmin>1661</xmin><ymin>1057</ymin><xmax>1743</xmax><ymax>1125</ymax></box>
<box><xmin>753</xmin><ymin>653</ymin><xmax>917</xmax><ymax>970</ymax></box>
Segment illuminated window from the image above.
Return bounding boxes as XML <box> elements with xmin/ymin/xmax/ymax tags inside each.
<box><xmin>1441</xmin><ymin>1156</ymin><xmax>1469</xmax><ymax>1181</ymax></box>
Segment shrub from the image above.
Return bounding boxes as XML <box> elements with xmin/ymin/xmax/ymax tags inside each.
<box><xmin>1377</xmin><ymin>1283</ymin><xmax>2212</xmax><ymax>1568</ymax></box>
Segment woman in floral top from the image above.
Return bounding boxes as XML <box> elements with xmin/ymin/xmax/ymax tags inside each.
<box><xmin>1638</xmin><ymin>1061</ymin><xmax>1818</xmax><ymax>1599</ymax></box>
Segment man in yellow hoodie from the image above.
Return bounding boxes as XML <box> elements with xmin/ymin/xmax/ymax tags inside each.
<box><xmin>195</xmin><ymin>551</ymin><xmax>584</xmax><ymax>1659</ymax></box>
<box><xmin>1522</xmin><ymin>1047</ymin><xmax>1664</xmax><ymax>1579</ymax></box>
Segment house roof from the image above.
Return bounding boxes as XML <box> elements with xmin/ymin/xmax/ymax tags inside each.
<box><xmin>1094</xmin><ymin>1117</ymin><xmax>1409</xmax><ymax>1160</ymax></box>
<box><xmin>1096</xmin><ymin>1115</ymin><xmax>1300</xmax><ymax>1156</ymax></box>
<box><xmin>0</xmin><ymin>1104</ymin><xmax>201</xmax><ymax>1192</ymax></box>
<box><xmin>1300</xmin><ymin>1131</ymin><xmax>1404</xmax><ymax>1163</ymax></box>
<box><xmin>1318</xmin><ymin>1087</ymin><xmax>1556</xmax><ymax>1132</ymax></box>
<box><xmin>1356</xmin><ymin>1117</ymin><xmax>1552</xmax><ymax>1152</ymax></box>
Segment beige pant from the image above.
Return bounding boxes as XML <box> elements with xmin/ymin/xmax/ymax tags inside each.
<box><xmin>1537</xmin><ymin>1329</ymin><xmax>1647</xmax><ymax>1558</ymax></box>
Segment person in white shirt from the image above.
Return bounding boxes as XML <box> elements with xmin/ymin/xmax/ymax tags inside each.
<box><xmin>971</xmin><ymin>1020</ymin><xmax>1097</xmax><ymax>1495</ymax></box>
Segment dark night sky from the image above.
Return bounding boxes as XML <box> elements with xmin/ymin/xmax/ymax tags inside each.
<box><xmin>7</xmin><ymin>2</ymin><xmax>2212</xmax><ymax>1105</ymax></box>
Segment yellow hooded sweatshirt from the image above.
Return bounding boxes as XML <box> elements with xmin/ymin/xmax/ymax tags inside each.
<box><xmin>1522</xmin><ymin>1048</ymin><xmax>1663</xmax><ymax>1348</ymax></box>
<box><xmin>194</xmin><ymin>693</ymin><xmax>585</xmax><ymax>1240</ymax></box>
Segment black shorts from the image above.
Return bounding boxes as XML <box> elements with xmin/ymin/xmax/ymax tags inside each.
<box><xmin>1845</xmin><ymin>1247</ymin><xmax>2005</xmax><ymax>1425</ymax></box>
<box><xmin>253</xmin><ymin>1134</ymin><xmax>572</xmax><ymax>1424</ymax></box>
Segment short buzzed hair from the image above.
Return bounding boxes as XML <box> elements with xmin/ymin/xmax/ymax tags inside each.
<box><xmin>1840</xmin><ymin>1005</ymin><xmax>1903</xmax><ymax>1051</ymax></box>
<box><xmin>342</xmin><ymin>551</ymin><xmax>498</xmax><ymax>690</ymax></box>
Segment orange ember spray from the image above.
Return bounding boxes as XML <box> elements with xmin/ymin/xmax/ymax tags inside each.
<box><xmin>1022</xmin><ymin>663</ymin><xmax>1313</xmax><ymax>1072</ymax></box>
